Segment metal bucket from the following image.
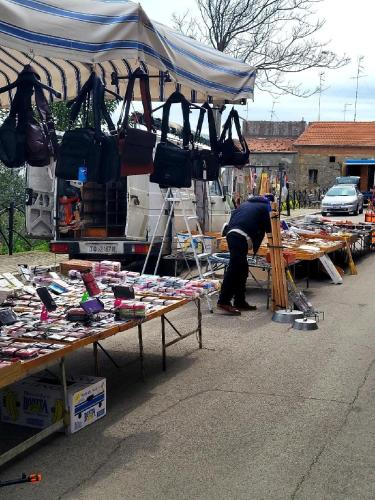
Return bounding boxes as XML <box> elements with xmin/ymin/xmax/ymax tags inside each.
<box><xmin>293</xmin><ymin>318</ymin><xmax>318</xmax><ymax>331</ymax></box>
<box><xmin>272</xmin><ymin>309</ymin><xmax>304</xmax><ymax>324</ymax></box>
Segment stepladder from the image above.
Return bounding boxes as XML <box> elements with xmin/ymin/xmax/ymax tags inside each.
<box><xmin>142</xmin><ymin>187</ymin><xmax>215</xmax><ymax>312</ymax></box>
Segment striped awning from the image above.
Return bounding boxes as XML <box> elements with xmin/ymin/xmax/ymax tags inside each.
<box><xmin>0</xmin><ymin>0</ymin><xmax>256</xmax><ymax>106</ymax></box>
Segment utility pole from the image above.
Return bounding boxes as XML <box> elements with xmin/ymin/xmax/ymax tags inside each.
<box><xmin>343</xmin><ymin>103</ymin><xmax>352</xmax><ymax>121</ymax></box>
<box><xmin>352</xmin><ymin>56</ymin><xmax>366</xmax><ymax>122</ymax></box>
<box><xmin>318</xmin><ymin>72</ymin><xmax>325</xmax><ymax>121</ymax></box>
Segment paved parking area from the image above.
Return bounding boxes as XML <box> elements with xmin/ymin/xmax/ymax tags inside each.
<box><xmin>0</xmin><ymin>251</ymin><xmax>67</xmax><ymax>274</ymax></box>
<box><xmin>0</xmin><ymin>248</ymin><xmax>374</xmax><ymax>499</ymax></box>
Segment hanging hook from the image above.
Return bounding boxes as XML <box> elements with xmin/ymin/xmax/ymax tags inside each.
<box><xmin>27</xmin><ymin>48</ymin><xmax>35</xmax><ymax>65</ymax></box>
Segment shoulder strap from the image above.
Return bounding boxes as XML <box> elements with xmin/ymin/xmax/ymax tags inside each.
<box><xmin>7</xmin><ymin>86</ymin><xmax>22</xmax><ymax>119</ymax></box>
<box><xmin>68</xmin><ymin>73</ymin><xmax>95</xmax><ymax>126</ymax></box>
<box><xmin>219</xmin><ymin>107</ymin><xmax>235</xmax><ymax>143</ymax></box>
<box><xmin>119</xmin><ymin>68</ymin><xmax>155</xmax><ymax>133</ymax></box>
<box><xmin>34</xmin><ymin>84</ymin><xmax>59</xmax><ymax>157</ymax></box>
<box><xmin>160</xmin><ymin>91</ymin><xmax>191</xmax><ymax>148</ymax></box>
<box><xmin>101</xmin><ymin>98</ymin><xmax>116</xmax><ymax>134</ymax></box>
<box><xmin>231</xmin><ymin>109</ymin><xmax>249</xmax><ymax>153</ymax></box>
<box><xmin>92</xmin><ymin>75</ymin><xmax>106</xmax><ymax>140</ymax></box>
<box><xmin>195</xmin><ymin>102</ymin><xmax>218</xmax><ymax>151</ymax></box>
<box><xmin>139</xmin><ymin>74</ymin><xmax>154</xmax><ymax>132</ymax></box>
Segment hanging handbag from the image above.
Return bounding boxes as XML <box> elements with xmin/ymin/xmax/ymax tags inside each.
<box><xmin>118</xmin><ymin>68</ymin><xmax>156</xmax><ymax>176</ymax></box>
<box><xmin>192</xmin><ymin>102</ymin><xmax>220</xmax><ymax>181</ymax></box>
<box><xmin>0</xmin><ymin>66</ymin><xmax>58</xmax><ymax>169</ymax></box>
<box><xmin>56</xmin><ymin>75</ymin><xmax>100</xmax><ymax>181</ymax></box>
<box><xmin>150</xmin><ymin>92</ymin><xmax>193</xmax><ymax>188</ymax></box>
<box><xmin>0</xmin><ymin>87</ymin><xmax>27</xmax><ymax>169</ymax></box>
<box><xmin>218</xmin><ymin>108</ymin><xmax>250</xmax><ymax>167</ymax></box>
<box><xmin>26</xmin><ymin>85</ymin><xmax>58</xmax><ymax>167</ymax></box>
<box><xmin>95</xmin><ymin>78</ymin><xmax>120</xmax><ymax>184</ymax></box>
<box><xmin>56</xmin><ymin>74</ymin><xmax>119</xmax><ymax>183</ymax></box>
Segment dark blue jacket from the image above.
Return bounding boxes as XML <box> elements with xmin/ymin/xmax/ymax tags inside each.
<box><xmin>227</xmin><ymin>197</ymin><xmax>272</xmax><ymax>254</ymax></box>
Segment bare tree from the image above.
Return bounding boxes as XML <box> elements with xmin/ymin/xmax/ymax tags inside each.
<box><xmin>172</xmin><ymin>0</ymin><xmax>349</xmax><ymax>96</ymax></box>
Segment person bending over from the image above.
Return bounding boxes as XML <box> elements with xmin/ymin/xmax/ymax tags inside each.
<box><xmin>218</xmin><ymin>196</ymin><xmax>272</xmax><ymax>315</ymax></box>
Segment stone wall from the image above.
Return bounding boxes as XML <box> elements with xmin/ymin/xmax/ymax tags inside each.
<box><xmin>295</xmin><ymin>146</ymin><xmax>375</xmax><ymax>190</ymax></box>
<box><xmin>243</xmin><ymin>121</ymin><xmax>306</xmax><ymax>138</ymax></box>
<box><xmin>249</xmin><ymin>152</ymin><xmax>299</xmax><ymax>185</ymax></box>
<box><xmin>295</xmin><ymin>154</ymin><xmax>341</xmax><ymax>190</ymax></box>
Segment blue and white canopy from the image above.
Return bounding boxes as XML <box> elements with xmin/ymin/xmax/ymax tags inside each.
<box><xmin>0</xmin><ymin>0</ymin><xmax>256</xmax><ymax>106</ymax></box>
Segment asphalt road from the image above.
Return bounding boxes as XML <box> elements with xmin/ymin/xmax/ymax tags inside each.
<box><xmin>1</xmin><ymin>212</ymin><xmax>374</xmax><ymax>499</ymax></box>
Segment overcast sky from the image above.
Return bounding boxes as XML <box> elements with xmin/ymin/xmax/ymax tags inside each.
<box><xmin>140</xmin><ymin>0</ymin><xmax>375</xmax><ymax>124</ymax></box>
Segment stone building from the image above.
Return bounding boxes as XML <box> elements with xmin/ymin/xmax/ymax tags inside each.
<box><xmin>294</xmin><ymin>122</ymin><xmax>375</xmax><ymax>191</ymax></box>
<box><xmin>242</xmin><ymin>120</ymin><xmax>306</xmax><ymax>186</ymax></box>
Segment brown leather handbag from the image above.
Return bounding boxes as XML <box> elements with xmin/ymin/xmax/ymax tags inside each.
<box><xmin>118</xmin><ymin>68</ymin><xmax>156</xmax><ymax>176</ymax></box>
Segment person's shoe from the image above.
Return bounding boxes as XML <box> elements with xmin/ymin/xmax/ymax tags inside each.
<box><xmin>217</xmin><ymin>303</ymin><xmax>241</xmax><ymax>315</ymax></box>
<box><xmin>233</xmin><ymin>301</ymin><xmax>257</xmax><ymax>311</ymax></box>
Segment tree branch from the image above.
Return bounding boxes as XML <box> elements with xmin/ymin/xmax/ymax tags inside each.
<box><xmin>172</xmin><ymin>0</ymin><xmax>350</xmax><ymax>96</ymax></box>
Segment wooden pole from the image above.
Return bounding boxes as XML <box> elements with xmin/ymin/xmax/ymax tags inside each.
<box><xmin>269</xmin><ymin>203</ymin><xmax>288</xmax><ymax>310</ymax></box>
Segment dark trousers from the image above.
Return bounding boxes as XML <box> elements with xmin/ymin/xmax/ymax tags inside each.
<box><xmin>218</xmin><ymin>232</ymin><xmax>249</xmax><ymax>305</ymax></box>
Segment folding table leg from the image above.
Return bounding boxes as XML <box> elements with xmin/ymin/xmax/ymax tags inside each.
<box><xmin>197</xmin><ymin>298</ymin><xmax>202</xmax><ymax>349</ymax></box>
<box><xmin>138</xmin><ymin>323</ymin><xmax>145</xmax><ymax>381</ymax></box>
<box><xmin>161</xmin><ymin>315</ymin><xmax>166</xmax><ymax>371</ymax></box>
<box><xmin>93</xmin><ymin>342</ymin><xmax>99</xmax><ymax>376</ymax></box>
<box><xmin>60</xmin><ymin>358</ymin><xmax>69</xmax><ymax>435</ymax></box>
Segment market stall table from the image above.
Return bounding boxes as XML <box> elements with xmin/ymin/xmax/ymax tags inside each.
<box><xmin>0</xmin><ymin>293</ymin><xmax>203</xmax><ymax>467</ymax></box>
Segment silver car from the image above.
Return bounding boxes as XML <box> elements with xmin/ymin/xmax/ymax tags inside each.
<box><xmin>321</xmin><ymin>184</ymin><xmax>364</xmax><ymax>216</ymax></box>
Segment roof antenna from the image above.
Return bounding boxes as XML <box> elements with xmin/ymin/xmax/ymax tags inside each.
<box><xmin>351</xmin><ymin>56</ymin><xmax>366</xmax><ymax>122</ymax></box>
<box><xmin>317</xmin><ymin>72</ymin><xmax>325</xmax><ymax>121</ymax></box>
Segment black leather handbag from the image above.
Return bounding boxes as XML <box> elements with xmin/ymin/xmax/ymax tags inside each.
<box><xmin>0</xmin><ymin>116</ymin><xmax>26</xmax><ymax>169</ymax></box>
<box><xmin>0</xmin><ymin>66</ymin><xmax>57</xmax><ymax>169</ymax></box>
<box><xmin>150</xmin><ymin>92</ymin><xmax>193</xmax><ymax>188</ymax></box>
<box><xmin>118</xmin><ymin>68</ymin><xmax>156</xmax><ymax>176</ymax></box>
<box><xmin>0</xmin><ymin>84</ymin><xmax>27</xmax><ymax>169</ymax></box>
<box><xmin>218</xmin><ymin>108</ymin><xmax>250</xmax><ymax>167</ymax></box>
<box><xmin>95</xmin><ymin>78</ymin><xmax>121</xmax><ymax>184</ymax></box>
<box><xmin>56</xmin><ymin>74</ymin><xmax>120</xmax><ymax>183</ymax></box>
<box><xmin>26</xmin><ymin>84</ymin><xmax>58</xmax><ymax>167</ymax></box>
<box><xmin>192</xmin><ymin>102</ymin><xmax>220</xmax><ymax>181</ymax></box>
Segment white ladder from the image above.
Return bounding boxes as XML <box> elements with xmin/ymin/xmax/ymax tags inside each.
<box><xmin>142</xmin><ymin>187</ymin><xmax>215</xmax><ymax>312</ymax></box>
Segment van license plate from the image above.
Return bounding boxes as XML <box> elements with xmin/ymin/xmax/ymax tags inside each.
<box><xmin>80</xmin><ymin>243</ymin><xmax>121</xmax><ymax>255</ymax></box>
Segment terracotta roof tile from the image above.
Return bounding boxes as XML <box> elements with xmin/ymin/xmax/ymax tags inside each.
<box><xmin>245</xmin><ymin>137</ymin><xmax>297</xmax><ymax>153</ymax></box>
<box><xmin>294</xmin><ymin>122</ymin><xmax>375</xmax><ymax>147</ymax></box>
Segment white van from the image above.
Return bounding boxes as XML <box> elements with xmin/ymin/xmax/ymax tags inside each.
<box><xmin>25</xmin><ymin>160</ymin><xmax>231</xmax><ymax>267</ymax></box>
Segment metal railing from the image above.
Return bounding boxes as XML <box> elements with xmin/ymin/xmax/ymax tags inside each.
<box><xmin>0</xmin><ymin>202</ymin><xmax>32</xmax><ymax>255</ymax></box>
<box><xmin>282</xmin><ymin>188</ymin><xmax>325</xmax><ymax>213</ymax></box>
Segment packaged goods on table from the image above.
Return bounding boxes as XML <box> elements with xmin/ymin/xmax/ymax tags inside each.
<box><xmin>0</xmin><ymin>261</ymin><xmax>217</xmax><ymax>372</ymax></box>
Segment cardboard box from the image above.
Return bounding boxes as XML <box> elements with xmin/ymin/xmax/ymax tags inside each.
<box><xmin>176</xmin><ymin>233</ymin><xmax>204</xmax><ymax>254</ymax></box>
<box><xmin>60</xmin><ymin>259</ymin><xmax>95</xmax><ymax>276</ymax></box>
<box><xmin>203</xmin><ymin>236</ymin><xmax>217</xmax><ymax>254</ymax></box>
<box><xmin>1</xmin><ymin>374</ymin><xmax>106</xmax><ymax>434</ymax></box>
<box><xmin>176</xmin><ymin>233</ymin><xmax>218</xmax><ymax>254</ymax></box>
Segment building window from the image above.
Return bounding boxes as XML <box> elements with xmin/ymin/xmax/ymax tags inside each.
<box><xmin>309</xmin><ymin>169</ymin><xmax>318</xmax><ymax>184</ymax></box>
<box><xmin>329</xmin><ymin>156</ymin><xmax>336</xmax><ymax>163</ymax></box>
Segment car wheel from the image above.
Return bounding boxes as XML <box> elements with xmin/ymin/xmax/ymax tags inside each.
<box><xmin>321</xmin><ymin>211</ymin><xmax>327</xmax><ymax>216</ymax></box>
<box><xmin>354</xmin><ymin>205</ymin><xmax>359</xmax><ymax>216</ymax></box>
<box><xmin>359</xmin><ymin>204</ymin><xmax>364</xmax><ymax>214</ymax></box>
